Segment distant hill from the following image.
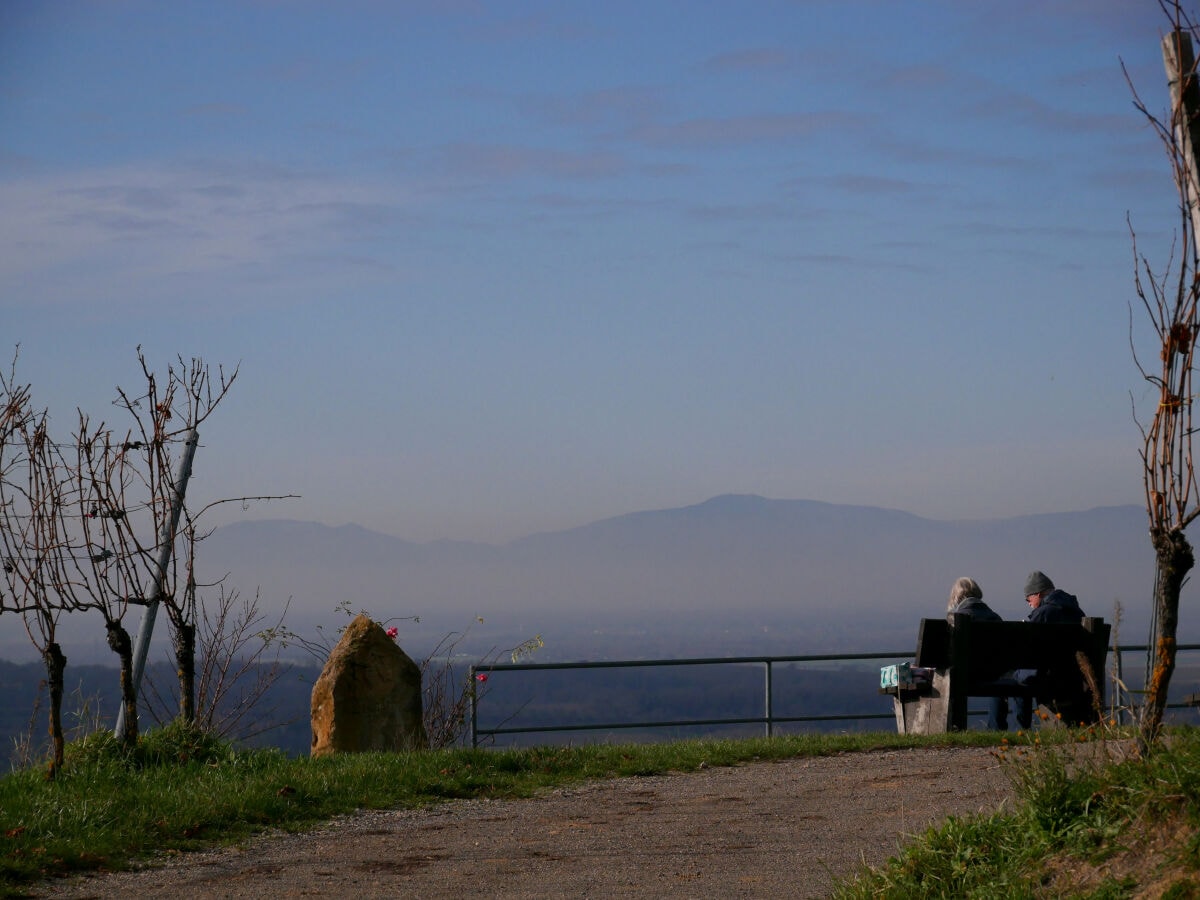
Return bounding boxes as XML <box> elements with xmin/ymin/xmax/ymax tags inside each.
<box><xmin>188</xmin><ymin>498</ymin><xmax>1173</xmax><ymax>650</ymax></box>
<box><xmin>0</xmin><ymin>495</ymin><xmax>1173</xmax><ymax>665</ymax></box>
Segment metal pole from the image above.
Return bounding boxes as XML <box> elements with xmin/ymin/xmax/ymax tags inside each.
<box><xmin>470</xmin><ymin>665</ymin><xmax>478</xmax><ymax>748</ymax></box>
<box><xmin>115</xmin><ymin>427</ymin><xmax>199</xmax><ymax>739</ymax></box>
<box><xmin>1114</xmin><ymin>645</ymin><xmax>1126</xmax><ymax>726</ymax></box>
<box><xmin>764</xmin><ymin>661</ymin><xmax>774</xmax><ymax>738</ymax></box>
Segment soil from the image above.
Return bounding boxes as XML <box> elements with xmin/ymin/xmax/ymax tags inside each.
<box><xmin>34</xmin><ymin>746</ymin><xmax>1016</xmax><ymax>899</ymax></box>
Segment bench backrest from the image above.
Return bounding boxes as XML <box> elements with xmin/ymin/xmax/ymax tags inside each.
<box><xmin>915</xmin><ymin>615</ymin><xmax>1109</xmax><ymax>684</ymax></box>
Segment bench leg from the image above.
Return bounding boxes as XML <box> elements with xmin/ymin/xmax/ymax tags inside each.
<box><xmin>891</xmin><ymin>672</ymin><xmax>951</xmax><ymax>735</ymax></box>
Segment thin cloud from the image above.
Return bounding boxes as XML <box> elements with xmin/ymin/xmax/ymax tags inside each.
<box><xmin>955</xmin><ymin>220</ymin><xmax>1118</xmax><ymax>241</ymax></box>
<box><xmin>703</xmin><ymin>47</ymin><xmax>794</xmax><ymax>73</ymax></box>
<box><xmin>685</xmin><ymin>201</ymin><xmax>800</xmax><ymax>223</ymax></box>
<box><xmin>439</xmin><ymin>142</ymin><xmax>629</xmax><ymax>180</ymax></box>
<box><xmin>0</xmin><ymin>162</ymin><xmax>421</xmax><ymax>304</ymax></box>
<box><xmin>640</xmin><ymin>162</ymin><xmax>692</xmax><ymax>177</ymax></box>
<box><xmin>978</xmin><ymin>88</ymin><xmax>1139</xmax><ymax>136</ymax></box>
<box><xmin>882</xmin><ymin>138</ymin><xmax>1040</xmax><ymax>172</ymax></box>
<box><xmin>516</xmin><ymin>86</ymin><xmax>668</xmax><ymax>130</ymax></box>
<box><xmin>777</xmin><ymin>250</ymin><xmax>932</xmax><ymax>274</ymax></box>
<box><xmin>64</xmin><ymin>183</ymin><xmax>180</xmax><ymax>213</ymax></box>
<box><xmin>878</xmin><ymin>57</ymin><xmax>1138</xmax><ymax>138</ymax></box>
<box><xmin>629</xmin><ymin>112</ymin><xmax>867</xmax><ymax>148</ymax></box>
<box><xmin>1091</xmin><ymin>166</ymin><xmax>1172</xmax><ymax>192</ymax></box>
<box><xmin>824</xmin><ymin>174</ymin><xmax>921</xmax><ymax>195</ymax></box>
<box><xmin>183</xmin><ymin>102</ymin><xmax>248</xmax><ymax>119</ymax></box>
<box><xmin>884</xmin><ymin>64</ymin><xmax>956</xmax><ymax>90</ymax></box>
<box><xmin>467</xmin><ymin>12</ymin><xmax>597</xmax><ymax>44</ymax></box>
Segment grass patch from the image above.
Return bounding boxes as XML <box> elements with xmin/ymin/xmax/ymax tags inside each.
<box><xmin>832</xmin><ymin>725</ymin><xmax>1200</xmax><ymax>898</ymax></box>
<box><xmin>0</xmin><ymin>725</ymin><xmax>998</xmax><ymax>890</ymax></box>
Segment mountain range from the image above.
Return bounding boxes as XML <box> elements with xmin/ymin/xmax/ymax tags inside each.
<box><xmin>0</xmin><ymin>495</ymin><xmax>1178</xmax><ymax>666</ymax></box>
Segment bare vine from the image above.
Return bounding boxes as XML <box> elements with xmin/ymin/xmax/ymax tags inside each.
<box><xmin>1125</xmin><ymin>0</ymin><xmax>1200</xmax><ymax>748</ymax></box>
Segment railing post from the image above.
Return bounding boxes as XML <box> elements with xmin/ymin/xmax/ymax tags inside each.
<box><xmin>470</xmin><ymin>665</ymin><xmax>478</xmax><ymax>748</ymax></box>
<box><xmin>1113</xmin><ymin>644</ymin><xmax>1127</xmax><ymax>726</ymax></box>
<box><xmin>764</xmin><ymin>660</ymin><xmax>774</xmax><ymax>738</ymax></box>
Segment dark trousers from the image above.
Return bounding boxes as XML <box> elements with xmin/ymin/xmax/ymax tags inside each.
<box><xmin>986</xmin><ymin>696</ymin><xmax>1009</xmax><ymax>731</ymax></box>
<box><xmin>1014</xmin><ymin>695</ymin><xmax>1033</xmax><ymax>730</ymax></box>
<box><xmin>1013</xmin><ymin>669</ymin><xmax>1038</xmax><ymax>729</ymax></box>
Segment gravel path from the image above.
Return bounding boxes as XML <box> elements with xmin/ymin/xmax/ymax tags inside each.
<box><xmin>36</xmin><ymin>746</ymin><xmax>1016</xmax><ymax>899</ymax></box>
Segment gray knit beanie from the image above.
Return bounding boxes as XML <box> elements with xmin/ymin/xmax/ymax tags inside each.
<box><xmin>1023</xmin><ymin>570</ymin><xmax>1054</xmax><ymax>596</ymax></box>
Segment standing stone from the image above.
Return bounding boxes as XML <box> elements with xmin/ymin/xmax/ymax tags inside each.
<box><xmin>311</xmin><ymin>614</ymin><xmax>428</xmax><ymax>756</ymax></box>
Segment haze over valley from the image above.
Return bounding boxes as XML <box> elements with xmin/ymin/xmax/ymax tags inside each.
<box><xmin>0</xmin><ymin>495</ymin><xmax>1172</xmax><ymax>668</ymax></box>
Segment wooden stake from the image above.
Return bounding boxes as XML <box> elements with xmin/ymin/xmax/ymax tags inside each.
<box><xmin>1163</xmin><ymin>28</ymin><xmax>1200</xmax><ymax>258</ymax></box>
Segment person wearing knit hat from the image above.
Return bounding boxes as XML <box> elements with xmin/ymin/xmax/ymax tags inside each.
<box><xmin>1022</xmin><ymin>571</ymin><xmax>1082</xmax><ymax>624</ymax></box>
<box><xmin>1014</xmin><ymin>570</ymin><xmax>1087</xmax><ymax>728</ymax></box>
<box><xmin>1023</xmin><ymin>570</ymin><xmax>1054</xmax><ymax>600</ymax></box>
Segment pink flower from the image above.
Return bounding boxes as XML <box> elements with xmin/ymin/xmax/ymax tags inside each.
<box><xmin>386</xmin><ymin>627</ymin><xmax>398</xmax><ymax>639</ymax></box>
<box><xmin>475</xmin><ymin>672</ymin><xmax>489</xmax><ymax>682</ymax></box>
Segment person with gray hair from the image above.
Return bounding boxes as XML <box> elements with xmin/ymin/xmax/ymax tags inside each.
<box><xmin>947</xmin><ymin>577</ymin><xmax>987</xmax><ymax>614</ymax></box>
<box><xmin>946</xmin><ymin>577</ymin><xmax>1009</xmax><ymax>731</ymax></box>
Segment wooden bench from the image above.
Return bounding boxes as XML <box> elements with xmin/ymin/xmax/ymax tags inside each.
<box><xmin>889</xmin><ymin>613</ymin><xmax>1110</xmax><ymax>733</ymax></box>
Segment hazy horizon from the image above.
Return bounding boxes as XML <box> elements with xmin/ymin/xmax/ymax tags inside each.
<box><xmin>0</xmin><ymin>494</ymin><xmax>1173</xmax><ymax>668</ymax></box>
<box><xmin>220</xmin><ymin>491</ymin><xmax>1153</xmax><ymax>545</ymax></box>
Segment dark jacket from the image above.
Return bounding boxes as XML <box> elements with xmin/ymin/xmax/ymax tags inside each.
<box><xmin>949</xmin><ymin>597</ymin><xmax>1007</xmax><ymax>683</ymax></box>
<box><xmin>949</xmin><ymin>596</ymin><xmax>1003</xmax><ymax>622</ymax></box>
<box><xmin>1026</xmin><ymin>588</ymin><xmax>1084</xmax><ymax>625</ymax></box>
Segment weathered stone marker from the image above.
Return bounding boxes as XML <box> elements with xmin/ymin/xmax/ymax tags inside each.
<box><xmin>311</xmin><ymin>614</ymin><xmax>428</xmax><ymax>756</ymax></box>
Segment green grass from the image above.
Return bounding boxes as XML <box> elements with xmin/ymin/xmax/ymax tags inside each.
<box><xmin>0</xmin><ymin>724</ymin><xmax>998</xmax><ymax>891</ymax></box>
<box><xmin>833</xmin><ymin>725</ymin><xmax>1200</xmax><ymax>898</ymax></box>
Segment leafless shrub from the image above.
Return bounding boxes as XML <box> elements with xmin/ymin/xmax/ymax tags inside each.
<box><xmin>418</xmin><ymin>619</ymin><xmax>543</xmax><ymax>750</ymax></box>
<box><xmin>143</xmin><ymin>585</ymin><xmax>294</xmax><ymax>744</ymax></box>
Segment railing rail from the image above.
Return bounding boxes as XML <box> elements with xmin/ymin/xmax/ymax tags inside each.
<box><xmin>468</xmin><ymin>643</ymin><xmax>1200</xmax><ymax>748</ymax></box>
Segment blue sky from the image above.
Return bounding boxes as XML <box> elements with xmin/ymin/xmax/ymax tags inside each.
<box><xmin>0</xmin><ymin>1</ymin><xmax>1185</xmax><ymax>543</ymax></box>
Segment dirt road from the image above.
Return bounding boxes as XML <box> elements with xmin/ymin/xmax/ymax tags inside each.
<box><xmin>38</xmin><ymin>746</ymin><xmax>1015</xmax><ymax>899</ymax></box>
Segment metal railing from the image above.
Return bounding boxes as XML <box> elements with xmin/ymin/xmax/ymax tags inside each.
<box><xmin>468</xmin><ymin>643</ymin><xmax>1200</xmax><ymax>748</ymax></box>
